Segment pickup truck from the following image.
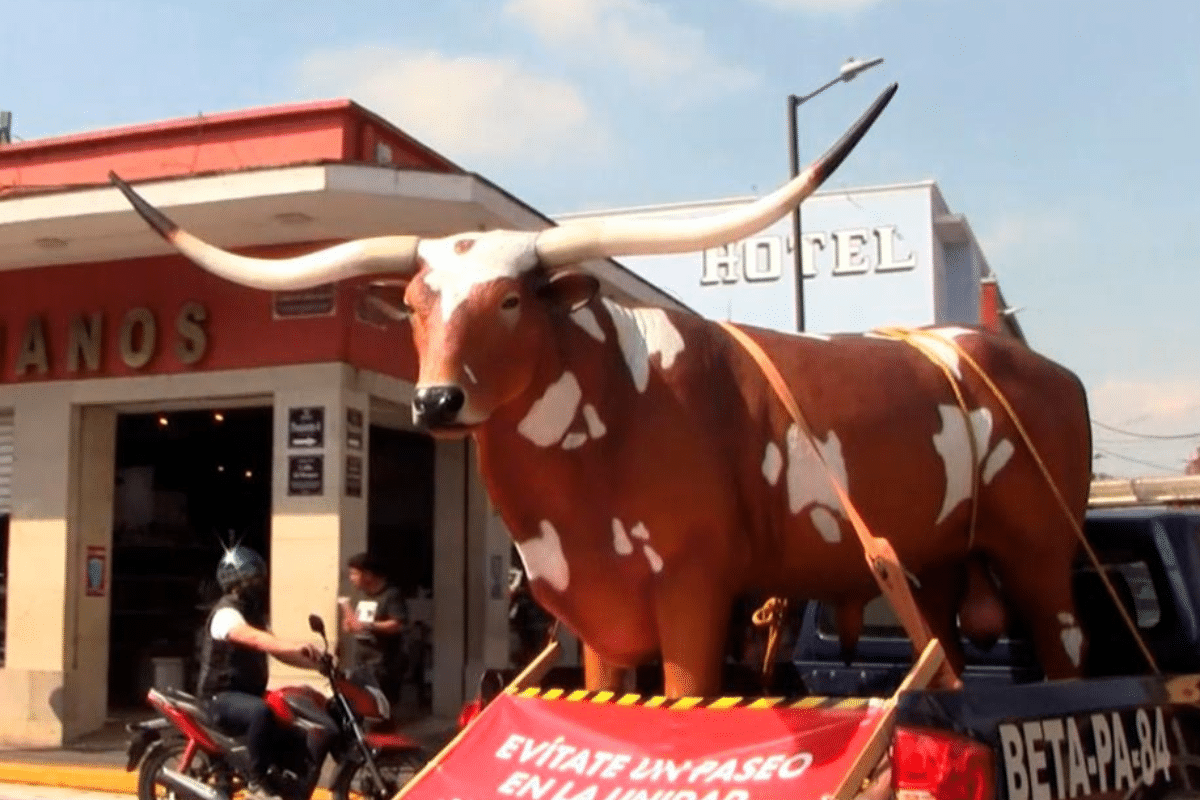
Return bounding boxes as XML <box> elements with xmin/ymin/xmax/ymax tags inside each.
<box><xmin>422</xmin><ymin>506</ymin><xmax>1200</xmax><ymax>800</ymax></box>
<box><xmin>793</xmin><ymin>505</ymin><xmax>1200</xmax><ymax>800</ymax></box>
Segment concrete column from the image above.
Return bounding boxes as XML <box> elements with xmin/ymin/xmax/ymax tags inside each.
<box><xmin>430</xmin><ymin>438</ymin><xmax>467</xmax><ymax>717</ymax></box>
<box><xmin>268</xmin><ymin>370</ymin><xmax>370</xmax><ymax>689</ymax></box>
<box><xmin>0</xmin><ymin>391</ymin><xmax>75</xmax><ymax>745</ymax></box>
<box><xmin>464</xmin><ymin>499</ymin><xmax>518</xmax><ymax>697</ymax></box>
<box><xmin>62</xmin><ymin>406</ymin><xmax>116</xmax><ymax>739</ymax></box>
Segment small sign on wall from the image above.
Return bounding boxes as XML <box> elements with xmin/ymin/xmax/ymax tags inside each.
<box><xmin>288</xmin><ymin>407</ymin><xmax>325</xmax><ymax>449</ymax></box>
<box><xmin>346</xmin><ymin>408</ymin><xmax>364</xmax><ymax>450</ymax></box>
<box><xmin>345</xmin><ymin>455</ymin><xmax>363</xmax><ymax>498</ymax></box>
<box><xmin>288</xmin><ymin>455</ymin><xmax>324</xmax><ymax>496</ymax></box>
<box><xmin>86</xmin><ymin>545</ymin><xmax>107</xmax><ymax>597</ymax></box>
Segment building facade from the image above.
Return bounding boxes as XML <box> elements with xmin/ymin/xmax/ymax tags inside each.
<box><xmin>558</xmin><ymin>180</ymin><xmax>1022</xmax><ymax>339</ymax></box>
<box><xmin>0</xmin><ymin>100</ymin><xmax>679</xmax><ymax>745</ymax></box>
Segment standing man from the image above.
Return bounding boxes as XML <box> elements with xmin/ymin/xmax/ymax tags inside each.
<box><xmin>197</xmin><ymin>545</ymin><xmax>322</xmax><ymax>800</ymax></box>
<box><xmin>339</xmin><ymin>552</ymin><xmax>408</xmax><ymax>712</ymax></box>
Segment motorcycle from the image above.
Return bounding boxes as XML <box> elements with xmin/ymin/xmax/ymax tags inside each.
<box><xmin>125</xmin><ymin>613</ymin><xmax>426</xmax><ymax>800</ymax></box>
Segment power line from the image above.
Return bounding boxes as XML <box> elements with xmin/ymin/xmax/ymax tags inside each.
<box><xmin>1092</xmin><ymin>419</ymin><xmax>1200</xmax><ymax>440</ymax></box>
<box><xmin>1093</xmin><ymin>447</ymin><xmax>1181</xmax><ymax>474</ymax></box>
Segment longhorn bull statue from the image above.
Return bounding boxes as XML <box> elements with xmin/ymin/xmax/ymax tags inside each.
<box><xmin>112</xmin><ymin>84</ymin><xmax>1093</xmax><ymax>698</ymax></box>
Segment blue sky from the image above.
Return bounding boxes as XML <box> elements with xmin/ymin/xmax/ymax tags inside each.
<box><xmin>5</xmin><ymin>0</ymin><xmax>1199</xmax><ymax>476</ymax></box>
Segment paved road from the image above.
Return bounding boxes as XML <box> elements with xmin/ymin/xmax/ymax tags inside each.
<box><xmin>0</xmin><ymin>785</ymin><xmax>130</xmax><ymax>800</ymax></box>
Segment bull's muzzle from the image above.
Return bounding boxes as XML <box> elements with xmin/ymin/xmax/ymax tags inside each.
<box><xmin>413</xmin><ymin>385</ymin><xmax>466</xmax><ymax>428</ymax></box>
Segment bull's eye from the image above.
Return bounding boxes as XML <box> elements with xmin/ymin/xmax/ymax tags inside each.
<box><xmin>500</xmin><ymin>295</ymin><xmax>520</xmax><ymax>310</ymax></box>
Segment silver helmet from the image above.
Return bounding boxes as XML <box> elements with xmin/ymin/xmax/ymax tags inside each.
<box><xmin>216</xmin><ymin>545</ymin><xmax>267</xmax><ymax>593</ymax></box>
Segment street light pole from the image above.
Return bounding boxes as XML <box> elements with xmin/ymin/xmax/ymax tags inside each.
<box><xmin>788</xmin><ymin>56</ymin><xmax>884</xmax><ymax>332</ymax></box>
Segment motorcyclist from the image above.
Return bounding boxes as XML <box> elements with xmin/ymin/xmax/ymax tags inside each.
<box><xmin>196</xmin><ymin>545</ymin><xmax>322</xmax><ymax>800</ymax></box>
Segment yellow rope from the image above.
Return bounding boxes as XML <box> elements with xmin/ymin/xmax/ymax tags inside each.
<box><xmin>752</xmin><ymin>597</ymin><xmax>790</xmax><ymax>689</ymax></box>
<box><xmin>880</xmin><ymin>327</ymin><xmax>1159</xmax><ymax>675</ymax></box>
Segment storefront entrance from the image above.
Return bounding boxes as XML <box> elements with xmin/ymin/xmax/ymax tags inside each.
<box><xmin>107</xmin><ymin>407</ymin><xmax>273</xmax><ymax>709</ymax></box>
<box><xmin>366</xmin><ymin>423</ymin><xmax>435</xmax><ymax>716</ymax></box>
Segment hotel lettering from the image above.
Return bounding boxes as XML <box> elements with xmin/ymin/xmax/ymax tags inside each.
<box><xmin>0</xmin><ymin>301</ymin><xmax>209</xmax><ymax>380</ymax></box>
<box><xmin>701</xmin><ymin>224</ymin><xmax>917</xmax><ymax>286</ymax></box>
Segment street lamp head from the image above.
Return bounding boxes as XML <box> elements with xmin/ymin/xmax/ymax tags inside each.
<box><xmin>840</xmin><ymin>56</ymin><xmax>885</xmax><ymax>82</ymax></box>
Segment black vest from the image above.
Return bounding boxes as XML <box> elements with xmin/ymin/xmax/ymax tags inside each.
<box><xmin>197</xmin><ymin>593</ymin><xmax>269</xmax><ymax>697</ymax></box>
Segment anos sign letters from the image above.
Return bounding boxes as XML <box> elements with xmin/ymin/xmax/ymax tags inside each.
<box><xmin>0</xmin><ymin>302</ymin><xmax>209</xmax><ymax>380</ymax></box>
<box><xmin>700</xmin><ymin>225</ymin><xmax>916</xmax><ymax>286</ymax></box>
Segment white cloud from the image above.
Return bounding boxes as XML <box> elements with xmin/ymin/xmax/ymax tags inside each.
<box><xmin>746</xmin><ymin>0</ymin><xmax>889</xmax><ymax>12</ymax></box>
<box><xmin>1091</xmin><ymin>378</ymin><xmax>1200</xmax><ymax>428</ymax></box>
<box><xmin>295</xmin><ymin>46</ymin><xmax>610</xmax><ymax>165</ymax></box>
<box><xmin>504</xmin><ymin>0</ymin><xmax>758</xmax><ymax>97</ymax></box>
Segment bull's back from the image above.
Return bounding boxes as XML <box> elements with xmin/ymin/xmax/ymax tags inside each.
<box><xmin>696</xmin><ymin>321</ymin><xmax>1091</xmax><ymax>592</ymax></box>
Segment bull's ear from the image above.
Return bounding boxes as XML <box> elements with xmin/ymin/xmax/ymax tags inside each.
<box><xmin>356</xmin><ymin>280</ymin><xmax>411</xmax><ymax>326</ymax></box>
<box><xmin>537</xmin><ymin>270</ymin><xmax>599</xmax><ymax>312</ymax></box>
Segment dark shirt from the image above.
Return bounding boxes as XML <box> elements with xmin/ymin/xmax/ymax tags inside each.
<box><xmin>197</xmin><ymin>593</ymin><xmax>269</xmax><ymax>697</ymax></box>
<box><xmin>348</xmin><ymin>584</ymin><xmax>408</xmax><ymax>691</ymax></box>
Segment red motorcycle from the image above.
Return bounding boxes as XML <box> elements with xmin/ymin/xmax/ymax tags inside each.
<box><xmin>125</xmin><ymin>614</ymin><xmax>425</xmax><ymax>800</ymax></box>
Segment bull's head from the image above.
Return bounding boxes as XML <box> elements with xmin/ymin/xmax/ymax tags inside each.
<box><xmin>111</xmin><ymin>84</ymin><xmax>896</xmax><ymax>435</ymax></box>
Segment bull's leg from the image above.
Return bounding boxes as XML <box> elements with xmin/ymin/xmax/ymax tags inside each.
<box><xmin>582</xmin><ymin>645</ymin><xmax>631</xmax><ymax>693</ymax></box>
<box><xmin>912</xmin><ymin>563</ymin><xmax>968</xmax><ymax>681</ymax></box>
<box><xmin>655</xmin><ymin>573</ymin><xmax>732</xmax><ymax>698</ymax></box>
<box><xmin>990</xmin><ymin>555</ymin><xmax>1084</xmax><ymax>680</ymax></box>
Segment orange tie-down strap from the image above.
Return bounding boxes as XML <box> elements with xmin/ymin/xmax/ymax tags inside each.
<box><xmin>717</xmin><ymin>321</ymin><xmax>961</xmax><ymax>690</ymax></box>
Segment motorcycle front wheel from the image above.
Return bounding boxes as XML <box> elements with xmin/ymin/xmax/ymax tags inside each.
<box><xmin>138</xmin><ymin>740</ymin><xmax>225</xmax><ymax>800</ymax></box>
<box><xmin>332</xmin><ymin>749</ymin><xmax>426</xmax><ymax>800</ymax></box>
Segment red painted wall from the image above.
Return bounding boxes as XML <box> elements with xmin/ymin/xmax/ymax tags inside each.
<box><xmin>0</xmin><ymin>99</ymin><xmax>459</xmax><ymax>194</ymax></box>
<box><xmin>0</xmin><ymin>254</ymin><xmax>418</xmax><ymax>384</ymax></box>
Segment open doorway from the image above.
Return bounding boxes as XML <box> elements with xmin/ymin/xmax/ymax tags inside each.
<box><xmin>108</xmin><ymin>407</ymin><xmax>272</xmax><ymax>710</ymax></box>
<box><xmin>367</xmin><ymin>424</ymin><xmax>435</xmax><ymax>715</ymax></box>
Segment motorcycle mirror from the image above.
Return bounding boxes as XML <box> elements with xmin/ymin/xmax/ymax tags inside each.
<box><xmin>308</xmin><ymin>613</ymin><xmax>326</xmax><ymax>637</ymax></box>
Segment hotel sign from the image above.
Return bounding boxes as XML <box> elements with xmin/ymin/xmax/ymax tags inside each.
<box><xmin>701</xmin><ymin>225</ymin><xmax>917</xmax><ymax>285</ymax></box>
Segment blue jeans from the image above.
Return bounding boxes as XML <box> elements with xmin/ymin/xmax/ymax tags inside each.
<box><xmin>209</xmin><ymin>691</ymin><xmax>276</xmax><ymax>782</ymax></box>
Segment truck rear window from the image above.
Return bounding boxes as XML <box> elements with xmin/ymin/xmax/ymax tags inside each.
<box><xmin>815</xmin><ymin>560</ymin><xmax>1162</xmax><ymax>641</ymax></box>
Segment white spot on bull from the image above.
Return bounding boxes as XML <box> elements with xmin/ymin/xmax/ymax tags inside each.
<box><xmin>611</xmin><ymin>519</ymin><xmax>634</xmax><ymax>556</ymax></box>
<box><xmin>1061</xmin><ymin>624</ymin><xmax>1083</xmax><ymax>668</ymax></box>
<box><xmin>571</xmin><ymin>307</ymin><xmax>606</xmax><ymax>342</ymax></box>
<box><xmin>762</xmin><ymin>442</ymin><xmax>783</xmax><ymax>486</ymax></box>
<box><xmin>561</xmin><ymin>432</ymin><xmax>588</xmax><ymax>450</ymax></box>
<box><xmin>933</xmin><ymin>405</ymin><xmax>994</xmax><ymax>524</ymax></box>
<box><xmin>1058</xmin><ymin>611</ymin><xmax>1077</xmax><ymax>626</ymax></box>
<box><xmin>630</xmin><ymin>522</ymin><xmax>650</xmax><ymax>541</ymax></box>
<box><xmin>419</xmin><ymin>231</ymin><xmax>540</xmax><ymax>322</ymax></box>
<box><xmin>810</xmin><ymin>506</ymin><xmax>842</xmax><ymax>544</ymax></box>
<box><xmin>463</xmin><ymin>364</ymin><xmax>478</xmax><ymax>385</ymax></box>
<box><xmin>516</xmin><ymin>521</ymin><xmax>570</xmax><ymax>592</ymax></box>
<box><xmin>519</xmin><ymin>371</ymin><xmax>582</xmax><ymax>447</ymax></box>
<box><xmin>582</xmin><ymin>404</ymin><xmax>607</xmax><ymax>439</ymax></box>
<box><xmin>643</xmin><ymin>544</ymin><xmax>664</xmax><ymax>574</ymax></box>
<box><xmin>982</xmin><ymin>438</ymin><xmax>1015</xmax><ymax>484</ymax></box>
<box><xmin>784</xmin><ymin>425</ymin><xmax>848</xmax><ymax>515</ymax></box>
<box><xmin>602</xmin><ymin>299</ymin><xmax>685</xmax><ymax>393</ymax></box>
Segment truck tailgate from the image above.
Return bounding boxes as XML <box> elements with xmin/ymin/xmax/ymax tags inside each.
<box><xmin>404</xmin><ymin>689</ymin><xmax>888</xmax><ymax>800</ymax></box>
<box><xmin>895</xmin><ymin>673</ymin><xmax>1200</xmax><ymax>800</ymax></box>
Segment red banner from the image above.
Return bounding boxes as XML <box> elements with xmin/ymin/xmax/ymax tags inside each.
<box><xmin>406</xmin><ymin>693</ymin><xmax>884</xmax><ymax>800</ymax></box>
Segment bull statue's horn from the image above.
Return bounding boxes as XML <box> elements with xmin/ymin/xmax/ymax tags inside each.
<box><xmin>535</xmin><ymin>82</ymin><xmax>898</xmax><ymax>267</ymax></box>
<box><xmin>109</xmin><ymin>172</ymin><xmax>420</xmax><ymax>292</ymax></box>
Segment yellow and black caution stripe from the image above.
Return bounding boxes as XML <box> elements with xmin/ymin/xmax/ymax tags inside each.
<box><xmin>512</xmin><ymin>687</ymin><xmax>874</xmax><ymax>711</ymax></box>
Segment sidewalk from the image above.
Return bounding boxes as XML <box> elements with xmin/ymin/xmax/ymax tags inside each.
<box><xmin>0</xmin><ymin>714</ymin><xmax>458</xmax><ymax>797</ymax></box>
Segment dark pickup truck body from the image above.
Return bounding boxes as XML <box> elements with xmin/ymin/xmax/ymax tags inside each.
<box><xmin>794</xmin><ymin>506</ymin><xmax>1200</xmax><ymax>799</ymax></box>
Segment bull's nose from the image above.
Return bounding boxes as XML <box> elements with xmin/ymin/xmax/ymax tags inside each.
<box><xmin>413</xmin><ymin>386</ymin><xmax>466</xmax><ymax>427</ymax></box>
